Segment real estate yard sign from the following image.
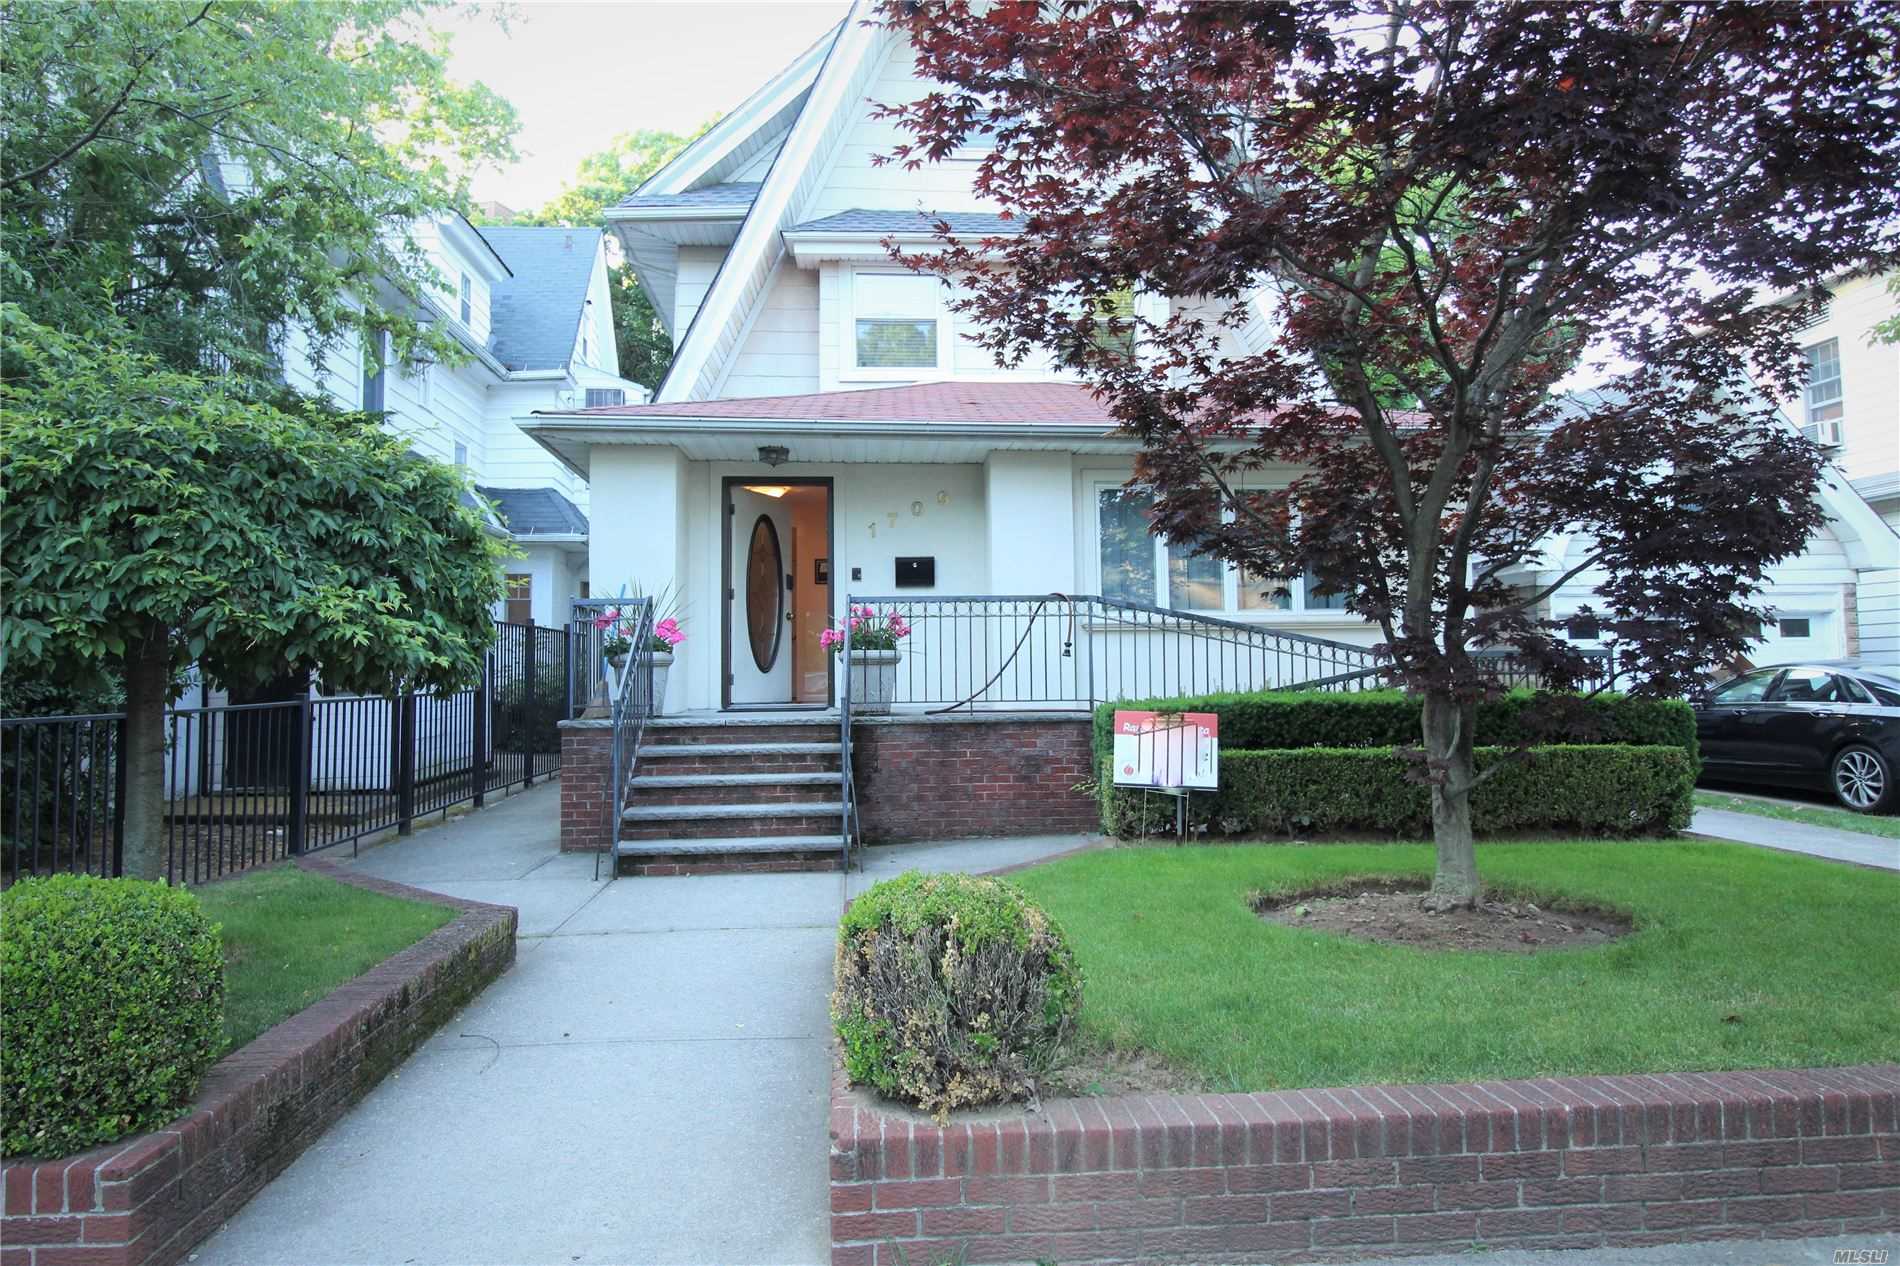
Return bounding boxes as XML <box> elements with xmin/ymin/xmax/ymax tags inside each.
<box><xmin>1112</xmin><ymin>710</ymin><xmax>1219</xmax><ymax>791</ymax></box>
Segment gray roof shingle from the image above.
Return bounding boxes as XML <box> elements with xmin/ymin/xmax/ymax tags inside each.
<box><xmin>478</xmin><ymin>226</ymin><xmax>602</xmax><ymax>372</ymax></box>
<box><xmin>476</xmin><ymin>486</ymin><xmax>589</xmax><ymax>537</ymax></box>
<box><xmin>786</xmin><ymin>209</ymin><xmax>1026</xmax><ymax>235</ymax></box>
<box><xmin>616</xmin><ymin>181</ymin><xmax>762</xmax><ymax>210</ymax></box>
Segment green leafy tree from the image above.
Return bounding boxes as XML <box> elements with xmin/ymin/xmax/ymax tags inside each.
<box><xmin>519</xmin><ymin>126</ymin><xmax>714</xmax><ymax>388</ymax></box>
<box><xmin>1</xmin><ymin>308</ymin><xmax>507</xmax><ymax>880</ymax></box>
<box><xmin>0</xmin><ymin>0</ymin><xmax>518</xmax><ymax>381</ymax></box>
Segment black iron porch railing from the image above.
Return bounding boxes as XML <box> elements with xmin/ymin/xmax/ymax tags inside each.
<box><xmin>839</xmin><ymin>594</ymin><xmax>1390</xmax><ymax>713</ymax></box>
<box><xmin>1</xmin><ymin>620</ymin><xmax>573</xmax><ymax>887</ymax></box>
<box><xmin>571</xmin><ymin>597</ymin><xmax>657</xmax><ymax>881</ymax></box>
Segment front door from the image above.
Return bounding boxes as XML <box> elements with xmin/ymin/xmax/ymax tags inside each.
<box><xmin>728</xmin><ymin>485</ymin><xmax>796</xmax><ymax>705</ymax></box>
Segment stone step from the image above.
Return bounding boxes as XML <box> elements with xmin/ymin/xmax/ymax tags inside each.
<box><xmin>638</xmin><ymin>733</ymin><xmax>839</xmax><ymax>752</ymax></box>
<box><xmin>618</xmin><ymin>800</ymin><xmax>846</xmax><ymax>842</ymax></box>
<box><xmin>630</xmin><ymin>771</ymin><xmax>840</xmax><ymax>789</ymax></box>
<box><xmin>627</xmin><ymin>772</ymin><xmax>841</xmax><ymax>807</ymax></box>
<box><xmin>622</xmin><ymin>800</ymin><xmax>845</xmax><ymax>821</ymax></box>
<box><xmin>613</xmin><ymin>834</ymin><xmax>842</xmax><ymax>857</ymax></box>
<box><xmin>642</xmin><ymin>718</ymin><xmax>838</xmax><ymax>747</ymax></box>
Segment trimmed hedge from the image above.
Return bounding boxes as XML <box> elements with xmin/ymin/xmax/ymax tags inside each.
<box><xmin>1092</xmin><ymin>688</ymin><xmax>1697</xmax><ymax>760</ymax></box>
<box><xmin>833</xmin><ymin>871</ymin><xmax>1082</xmax><ymax>1117</ymax></box>
<box><xmin>2</xmin><ymin>875</ymin><xmax>225</xmax><ymax>1158</ymax></box>
<box><xmin>1101</xmin><ymin>744</ymin><xmax>1696</xmax><ymax>839</ymax></box>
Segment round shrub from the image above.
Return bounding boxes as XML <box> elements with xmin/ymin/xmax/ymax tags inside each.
<box><xmin>2</xmin><ymin>875</ymin><xmax>224</xmax><ymax>1158</ymax></box>
<box><xmin>832</xmin><ymin>870</ymin><xmax>1082</xmax><ymax>1117</ymax></box>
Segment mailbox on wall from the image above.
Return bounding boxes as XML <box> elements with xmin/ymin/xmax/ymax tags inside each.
<box><xmin>894</xmin><ymin>556</ymin><xmax>936</xmax><ymax>588</ymax></box>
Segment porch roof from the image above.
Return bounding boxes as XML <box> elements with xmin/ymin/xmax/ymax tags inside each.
<box><xmin>543</xmin><ymin>380</ymin><xmax>1119</xmax><ymax>427</ymax></box>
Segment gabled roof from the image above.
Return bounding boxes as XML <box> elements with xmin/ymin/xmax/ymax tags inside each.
<box><xmin>476</xmin><ymin>485</ymin><xmax>589</xmax><ymax>536</ymax></box>
<box><xmin>616</xmin><ymin>182</ymin><xmax>761</xmax><ymax>212</ymax></box>
<box><xmin>478</xmin><ymin>227</ymin><xmax>602</xmax><ymax>372</ymax></box>
<box><xmin>786</xmin><ymin>209</ymin><xmax>1024</xmax><ymax>235</ymax></box>
<box><xmin>564</xmin><ymin>380</ymin><xmax>1114</xmax><ymax>426</ymax></box>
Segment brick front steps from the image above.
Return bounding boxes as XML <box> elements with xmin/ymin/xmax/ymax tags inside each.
<box><xmin>830</xmin><ymin>1064</ymin><xmax>1900</xmax><ymax>1265</ymax></box>
<box><xmin>1</xmin><ymin>862</ymin><xmax>517</xmax><ymax>1266</ymax></box>
<box><xmin>559</xmin><ymin>711</ymin><xmax>1100</xmax><ymax>870</ymax></box>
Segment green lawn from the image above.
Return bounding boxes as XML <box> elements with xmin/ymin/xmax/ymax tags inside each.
<box><xmin>195</xmin><ymin>866</ymin><xmax>455</xmax><ymax>1053</ymax></box>
<box><xmin>1010</xmin><ymin>841</ymin><xmax>1900</xmax><ymax>1093</ymax></box>
<box><xmin>1694</xmin><ymin>788</ymin><xmax>1900</xmax><ymax>840</ymax></box>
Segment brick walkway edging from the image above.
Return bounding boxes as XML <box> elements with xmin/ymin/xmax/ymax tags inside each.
<box><xmin>2</xmin><ymin>860</ymin><xmax>518</xmax><ymax>1266</ymax></box>
<box><xmin>830</xmin><ymin>1063</ymin><xmax>1900</xmax><ymax>1265</ymax></box>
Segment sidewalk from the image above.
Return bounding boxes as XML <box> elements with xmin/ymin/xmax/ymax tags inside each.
<box><xmin>1687</xmin><ymin>806</ymin><xmax>1900</xmax><ymax>871</ymax></box>
<box><xmin>187</xmin><ymin>785</ymin><xmax>1084</xmax><ymax>1266</ymax></box>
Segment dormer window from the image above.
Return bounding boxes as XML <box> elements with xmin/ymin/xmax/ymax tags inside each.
<box><xmin>459</xmin><ymin>273</ymin><xmax>473</xmax><ymax>325</ymax></box>
<box><xmin>850</xmin><ymin>271</ymin><xmax>943</xmax><ymax>372</ymax></box>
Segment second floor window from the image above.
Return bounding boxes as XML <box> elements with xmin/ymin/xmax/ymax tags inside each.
<box><xmin>459</xmin><ymin>274</ymin><xmax>473</xmax><ymax>325</ymax></box>
<box><xmin>361</xmin><ymin>329</ymin><xmax>387</xmax><ymax>413</ymax></box>
<box><xmin>852</xmin><ymin>272</ymin><xmax>941</xmax><ymax>370</ymax></box>
<box><xmin>584</xmin><ymin>387</ymin><xmax>625</xmax><ymax>407</ymax></box>
<box><xmin>1802</xmin><ymin>338</ymin><xmax>1843</xmax><ymax>444</ymax></box>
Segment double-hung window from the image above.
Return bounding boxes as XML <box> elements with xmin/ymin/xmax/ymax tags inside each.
<box><xmin>1801</xmin><ymin>338</ymin><xmax>1843</xmax><ymax>445</ymax></box>
<box><xmin>1094</xmin><ymin>483</ymin><xmax>1351</xmax><ymax>616</ymax></box>
<box><xmin>361</xmin><ymin>329</ymin><xmax>388</xmax><ymax>413</ymax></box>
<box><xmin>850</xmin><ymin>272</ymin><xmax>943</xmax><ymax>373</ymax></box>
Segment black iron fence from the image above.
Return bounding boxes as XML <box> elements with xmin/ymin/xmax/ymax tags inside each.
<box><xmin>1</xmin><ymin>621</ymin><xmax>575</xmax><ymax>887</ymax></box>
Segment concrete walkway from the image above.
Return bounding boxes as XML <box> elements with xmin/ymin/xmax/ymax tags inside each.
<box><xmin>189</xmin><ymin>784</ymin><xmax>1085</xmax><ymax>1266</ymax></box>
<box><xmin>1688</xmin><ymin>806</ymin><xmax>1900</xmax><ymax>870</ymax></box>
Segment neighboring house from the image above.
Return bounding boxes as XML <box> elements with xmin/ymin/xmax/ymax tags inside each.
<box><xmin>282</xmin><ymin>217</ymin><xmax>647</xmax><ymax>627</ymax></box>
<box><xmin>1765</xmin><ymin>272</ymin><xmax>1900</xmax><ymax>662</ymax></box>
<box><xmin>518</xmin><ymin>3</ymin><xmax>1896</xmax><ymax>717</ymax></box>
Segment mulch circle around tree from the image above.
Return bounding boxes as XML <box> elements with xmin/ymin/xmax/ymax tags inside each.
<box><xmin>1252</xmin><ymin>877</ymin><xmax>1631</xmax><ymax>953</ymax></box>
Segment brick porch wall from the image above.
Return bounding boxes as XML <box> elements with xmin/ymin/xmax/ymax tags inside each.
<box><xmin>830</xmin><ymin>1064</ymin><xmax>1900</xmax><ymax>1265</ymax></box>
<box><xmin>558</xmin><ymin>719</ymin><xmax>612</xmax><ymax>854</ymax></box>
<box><xmin>1</xmin><ymin>863</ymin><xmax>517</xmax><ymax>1266</ymax></box>
<box><xmin>852</xmin><ymin>715</ymin><xmax>1097</xmax><ymax>843</ymax></box>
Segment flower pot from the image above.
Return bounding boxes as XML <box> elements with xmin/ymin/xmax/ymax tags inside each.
<box><xmin>847</xmin><ymin>648</ymin><xmax>900</xmax><ymax>715</ymax></box>
<box><xmin>645</xmin><ymin>650</ymin><xmax>673</xmax><ymax>714</ymax></box>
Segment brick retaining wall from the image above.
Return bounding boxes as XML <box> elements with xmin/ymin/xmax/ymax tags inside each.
<box><xmin>1</xmin><ymin>863</ymin><xmax>517</xmax><ymax>1266</ymax></box>
<box><xmin>830</xmin><ymin>1064</ymin><xmax>1900</xmax><ymax>1265</ymax></box>
<box><xmin>852</xmin><ymin>715</ymin><xmax>1097</xmax><ymax>843</ymax></box>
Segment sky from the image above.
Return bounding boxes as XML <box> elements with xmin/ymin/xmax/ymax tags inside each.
<box><xmin>435</xmin><ymin>1</ymin><xmax>843</xmax><ymax>215</ymax></box>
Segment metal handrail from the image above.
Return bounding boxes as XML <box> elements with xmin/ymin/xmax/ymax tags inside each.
<box><xmin>838</xmin><ymin>651</ymin><xmax>859</xmax><ymax>870</ymax></box>
<box><xmin>583</xmin><ymin>596</ymin><xmax>655</xmax><ymax>882</ymax></box>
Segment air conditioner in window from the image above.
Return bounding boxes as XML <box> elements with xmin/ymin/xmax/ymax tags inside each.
<box><xmin>1802</xmin><ymin>418</ymin><xmax>1843</xmax><ymax>448</ymax></box>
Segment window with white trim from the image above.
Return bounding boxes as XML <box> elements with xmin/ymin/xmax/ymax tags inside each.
<box><xmin>458</xmin><ymin>273</ymin><xmax>473</xmax><ymax>325</ymax></box>
<box><xmin>584</xmin><ymin>387</ymin><xmax>626</xmax><ymax>408</ymax></box>
<box><xmin>361</xmin><ymin>329</ymin><xmax>388</xmax><ymax>413</ymax></box>
<box><xmin>1093</xmin><ymin>483</ymin><xmax>1352</xmax><ymax>615</ymax></box>
<box><xmin>1801</xmin><ymin>338</ymin><xmax>1843</xmax><ymax>444</ymax></box>
<box><xmin>850</xmin><ymin>272</ymin><xmax>943</xmax><ymax>371</ymax></box>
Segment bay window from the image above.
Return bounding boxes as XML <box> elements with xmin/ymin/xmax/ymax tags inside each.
<box><xmin>1094</xmin><ymin>483</ymin><xmax>1353</xmax><ymax>617</ymax></box>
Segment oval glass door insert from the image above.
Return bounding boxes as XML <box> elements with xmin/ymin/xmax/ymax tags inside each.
<box><xmin>745</xmin><ymin>514</ymin><xmax>784</xmax><ymax>672</ymax></box>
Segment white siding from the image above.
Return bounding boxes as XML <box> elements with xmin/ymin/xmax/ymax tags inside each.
<box><xmin>1764</xmin><ymin>272</ymin><xmax>1899</xmax><ymax>485</ymax></box>
<box><xmin>675</xmin><ymin>246</ymin><xmax>727</xmax><ymax>338</ymax></box>
<box><xmin>721</xmin><ymin>261</ymin><xmax>821</xmax><ymax>397</ymax></box>
<box><xmin>1859</xmin><ymin>569</ymin><xmax>1900</xmax><ymax>664</ymax></box>
<box><xmin>483</xmin><ymin>381</ymin><xmax>588</xmax><ymax>504</ymax></box>
<box><xmin>804</xmin><ymin>41</ymin><xmax>1003</xmax><ymax>219</ymax></box>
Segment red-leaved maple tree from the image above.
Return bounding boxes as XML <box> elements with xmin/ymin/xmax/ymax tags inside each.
<box><xmin>874</xmin><ymin>0</ymin><xmax>1900</xmax><ymax>908</ymax></box>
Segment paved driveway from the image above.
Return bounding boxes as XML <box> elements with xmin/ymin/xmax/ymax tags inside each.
<box><xmin>190</xmin><ymin>784</ymin><xmax>1084</xmax><ymax>1266</ymax></box>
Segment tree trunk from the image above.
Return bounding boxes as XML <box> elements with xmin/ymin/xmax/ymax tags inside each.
<box><xmin>1420</xmin><ymin>689</ymin><xmax>1480</xmax><ymax>912</ymax></box>
<box><xmin>119</xmin><ymin>629</ymin><xmax>171</xmax><ymax>882</ymax></box>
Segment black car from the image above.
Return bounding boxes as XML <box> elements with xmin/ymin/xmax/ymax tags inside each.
<box><xmin>1693</xmin><ymin>660</ymin><xmax>1900</xmax><ymax>813</ymax></box>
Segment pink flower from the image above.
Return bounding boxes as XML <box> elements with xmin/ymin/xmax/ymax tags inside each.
<box><xmin>654</xmin><ymin>617</ymin><xmax>685</xmax><ymax>646</ymax></box>
<box><xmin>848</xmin><ymin>615</ymin><xmax>862</xmax><ymax>631</ymax></box>
<box><xmin>819</xmin><ymin>628</ymin><xmax>843</xmax><ymax>651</ymax></box>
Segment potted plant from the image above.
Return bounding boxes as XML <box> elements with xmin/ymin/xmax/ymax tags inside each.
<box><xmin>594</xmin><ymin>583</ymin><xmax>687</xmax><ymax>713</ymax></box>
<box><xmin>821</xmin><ymin>605</ymin><xmax>911</xmax><ymax>714</ymax></box>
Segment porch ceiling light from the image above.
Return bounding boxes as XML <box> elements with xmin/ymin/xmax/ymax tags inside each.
<box><xmin>758</xmin><ymin>444</ymin><xmax>790</xmax><ymax>467</ymax></box>
<box><xmin>743</xmin><ymin>484</ymin><xmax>791</xmax><ymax>498</ymax></box>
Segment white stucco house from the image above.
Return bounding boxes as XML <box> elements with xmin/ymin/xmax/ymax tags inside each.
<box><xmin>519</xmin><ymin>5</ymin><xmax>1898</xmax><ymax>717</ymax></box>
<box><xmin>282</xmin><ymin>216</ymin><xmax>647</xmax><ymax>627</ymax></box>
